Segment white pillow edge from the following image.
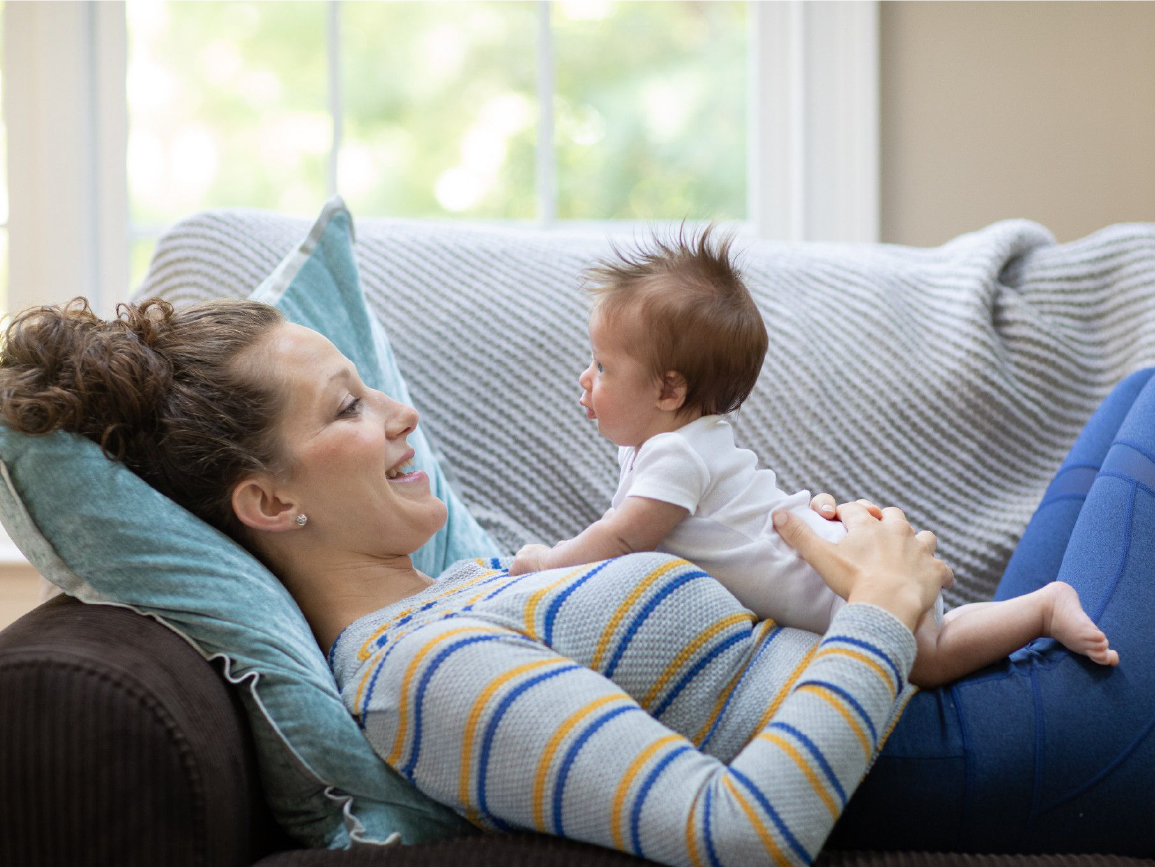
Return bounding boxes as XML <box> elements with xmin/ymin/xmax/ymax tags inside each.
<box><xmin>252</xmin><ymin>196</ymin><xmax>352</xmax><ymax>305</ymax></box>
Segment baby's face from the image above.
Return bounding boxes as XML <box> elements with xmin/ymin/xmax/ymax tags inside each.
<box><xmin>578</xmin><ymin>310</ymin><xmax>667</xmax><ymax>448</ymax></box>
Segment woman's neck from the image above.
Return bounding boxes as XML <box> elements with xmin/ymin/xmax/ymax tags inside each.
<box><xmin>275</xmin><ymin>548</ymin><xmax>435</xmax><ymax>655</ymax></box>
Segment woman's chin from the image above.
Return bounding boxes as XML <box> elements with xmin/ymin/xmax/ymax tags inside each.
<box><xmin>418</xmin><ymin>497</ymin><xmax>450</xmax><ymax>544</ymax></box>
<box><xmin>433</xmin><ymin>498</ymin><xmax>449</xmax><ymax>531</ymax></box>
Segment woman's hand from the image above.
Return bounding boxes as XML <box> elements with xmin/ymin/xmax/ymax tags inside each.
<box><xmin>510</xmin><ymin>543</ymin><xmax>551</xmax><ymax>575</ymax></box>
<box><xmin>810</xmin><ymin>492</ymin><xmax>883</xmax><ymax>521</ymax></box>
<box><xmin>773</xmin><ymin>502</ymin><xmax>952</xmax><ymax>632</ymax></box>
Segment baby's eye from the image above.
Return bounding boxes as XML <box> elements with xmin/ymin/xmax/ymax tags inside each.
<box><xmin>338</xmin><ymin>397</ymin><xmax>362</xmax><ymax>418</ymax></box>
<box><xmin>596</xmin><ymin>362</ymin><xmax>605</xmax><ymax>374</ymax></box>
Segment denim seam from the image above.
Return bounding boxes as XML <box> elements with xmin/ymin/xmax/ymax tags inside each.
<box><xmin>1083</xmin><ymin>477</ymin><xmax>1137</xmax><ymax>623</ymax></box>
<box><xmin>950</xmin><ymin>682</ymin><xmax>972</xmax><ymax>852</ymax></box>
<box><xmin>1034</xmin><ymin>711</ymin><xmax>1155</xmax><ymax>817</ymax></box>
<box><xmin>1025</xmin><ymin>668</ymin><xmax>1045</xmax><ymax>835</ymax></box>
<box><xmin>1113</xmin><ymin>437</ymin><xmax>1155</xmax><ymax>466</ymax></box>
<box><xmin>1037</xmin><ymin>492</ymin><xmax>1090</xmax><ymax>509</ymax></box>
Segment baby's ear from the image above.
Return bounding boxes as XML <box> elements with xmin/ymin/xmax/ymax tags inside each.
<box><xmin>657</xmin><ymin>371</ymin><xmax>688</xmax><ymax>412</ymax></box>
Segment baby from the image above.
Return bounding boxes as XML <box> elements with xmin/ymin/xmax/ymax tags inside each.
<box><xmin>510</xmin><ymin>228</ymin><xmax>1118</xmax><ymax>687</ymax></box>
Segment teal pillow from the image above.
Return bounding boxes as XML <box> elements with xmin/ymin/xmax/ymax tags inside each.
<box><xmin>0</xmin><ymin>197</ymin><xmax>500</xmax><ymax>848</ymax></box>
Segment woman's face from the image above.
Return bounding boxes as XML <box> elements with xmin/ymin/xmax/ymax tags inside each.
<box><xmin>262</xmin><ymin>322</ymin><xmax>447</xmax><ymax>558</ymax></box>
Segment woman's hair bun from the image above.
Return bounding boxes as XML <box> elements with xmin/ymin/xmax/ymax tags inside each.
<box><xmin>0</xmin><ymin>296</ymin><xmax>176</xmax><ymax>460</ymax></box>
<box><xmin>0</xmin><ymin>294</ymin><xmax>285</xmax><ymax>540</ymax></box>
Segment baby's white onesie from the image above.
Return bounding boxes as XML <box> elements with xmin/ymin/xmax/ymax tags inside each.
<box><xmin>613</xmin><ymin>414</ymin><xmax>847</xmax><ymax>633</ymax></box>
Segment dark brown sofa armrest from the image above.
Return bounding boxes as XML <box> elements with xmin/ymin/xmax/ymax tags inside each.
<box><xmin>0</xmin><ymin>595</ymin><xmax>291</xmax><ymax>867</ymax></box>
<box><xmin>253</xmin><ymin>837</ymin><xmax>1155</xmax><ymax>866</ymax></box>
<box><xmin>254</xmin><ymin>832</ymin><xmax>651</xmax><ymax>866</ymax></box>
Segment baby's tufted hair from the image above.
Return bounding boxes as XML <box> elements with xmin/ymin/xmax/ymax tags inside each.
<box><xmin>0</xmin><ymin>296</ymin><xmax>287</xmax><ymax>541</ymax></box>
<box><xmin>584</xmin><ymin>225</ymin><xmax>768</xmax><ymax>418</ymax></box>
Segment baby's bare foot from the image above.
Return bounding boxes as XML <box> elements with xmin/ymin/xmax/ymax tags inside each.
<box><xmin>1044</xmin><ymin>582</ymin><xmax>1119</xmax><ymax>666</ymax></box>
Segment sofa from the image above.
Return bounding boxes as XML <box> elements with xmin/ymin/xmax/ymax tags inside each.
<box><xmin>3</xmin><ymin>205</ymin><xmax>1155</xmax><ymax>866</ymax></box>
<box><xmin>2</xmin><ymin>592</ymin><xmax>1153</xmax><ymax>867</ymax></box>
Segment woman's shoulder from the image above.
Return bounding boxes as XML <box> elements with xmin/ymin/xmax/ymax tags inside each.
<box><xmin>441</xmin><ymin>556</ymin><xmax>511</xmax><ymax>580</ymax></box>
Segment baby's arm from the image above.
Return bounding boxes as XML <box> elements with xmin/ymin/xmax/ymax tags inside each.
<box><xmin>510</xmin><ymin>497</ymin><xmax>687</xmax><ymax>574</ymax></box>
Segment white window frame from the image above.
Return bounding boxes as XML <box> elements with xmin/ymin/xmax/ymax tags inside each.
<box><xmin>5</xmin><ymin>1</ymin><xmax>127</xmax><ymax>317</ymax></box>
<box><xmin>4</xmin><ymin>0</ymin><xmax>878</xmax><ymax>316</ymax></box>
<box><xmin>751</xmin><ymin>0</ymin><xmax>879</xmax><ymax>243</ymax></box>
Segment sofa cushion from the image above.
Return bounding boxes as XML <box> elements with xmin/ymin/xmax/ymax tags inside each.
<box><xmin>0</xmin><ymin>199</ymin><xmax>497</xmax><ymax>848</ymax></box>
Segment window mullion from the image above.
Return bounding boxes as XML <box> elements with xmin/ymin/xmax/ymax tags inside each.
<box><xmin>328</xmin><ymin>0</ymin><xmax>342</xmax><ymax>198</ymax></box>
<box><xmin>95</xmin><ymin>1</ymin><xmax>128</xmax><ymax>310</ymax></box>
<box><xmin>749</xmin><ymin>0</ymin><xmax>803</xmax><ymax>242</ymax></box>
<box><xmin>749</xmin><ymin>0</ymin><xmax>878</xmax><ymax>242</ymax></box>
<box><xmin>535</xmin><ymin>0</ymin><xmax>555</xmax><ymax>227</ymax></box>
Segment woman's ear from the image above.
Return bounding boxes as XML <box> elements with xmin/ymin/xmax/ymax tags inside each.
<box><xmin>232</xmin><ymin>477</ymin><xmax>300</xmax><ymax>532</ymax></box>
<box><xmin>657</xmin><ymin>370</ymin><xmax>688</xmax><ymax>413</ymax></box>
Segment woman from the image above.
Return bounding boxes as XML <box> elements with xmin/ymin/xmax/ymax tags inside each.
<box><xmin>1</xmin><ymin>297</ymin><xmax>1150</xmax><ymax>864</ymax></box>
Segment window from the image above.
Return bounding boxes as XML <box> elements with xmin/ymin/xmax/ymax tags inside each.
<box><xmin>0</xmin><ymin>0</ymin><xmax>7</xmax><ymax>314</ymax></box>
<box><xmin>3</xmin><ymin>0</ymin><xmax>878</xmax><ymax>315</ymax></box>
<box><xmin>125</xmin><ymin>1</ymin><xmax>750</xmax><ymax>285</ymax></box>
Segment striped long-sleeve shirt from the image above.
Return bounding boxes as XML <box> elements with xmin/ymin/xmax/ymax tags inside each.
<box><xmin>329</xmin><ymin>552</ymin><xmax>918</xmax><ymax>867</ymax></box>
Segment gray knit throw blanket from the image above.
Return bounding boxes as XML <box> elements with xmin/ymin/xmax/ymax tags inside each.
<box><xmin>137</xmin><ymin>213</ymin><xmax>1155</xmax><ymax>606</ymax></box>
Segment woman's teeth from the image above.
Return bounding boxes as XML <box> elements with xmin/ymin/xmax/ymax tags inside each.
<box><xmin>386</xmin><ymin>459</ymin><xmax>415</xmax><ymax>480</ymax></box>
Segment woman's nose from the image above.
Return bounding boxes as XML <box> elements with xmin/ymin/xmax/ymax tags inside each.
<box><xmin>383</xmin><ymin>394</ymin><xmax>419</xmax><ymax>438</ymax></box>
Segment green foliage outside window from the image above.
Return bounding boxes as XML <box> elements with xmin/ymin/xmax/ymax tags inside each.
<box><xmin>127</xmin><ymin>0</ymin><xmax>330</xmax><ymax>226</ymax></box>
<box><xmin>340</xmin><ymin>1</ymin><xmax>538</xmax><ymax>219</ymax></box>
<box><xmin>126</xmin><ymin>1</ymin><xmax>747</xmax><ymax>284</ymax></box>
<box><xmin>554</xmin><ymin>1</ymin><xmax>746</xmax><ymax>220</ymax></box>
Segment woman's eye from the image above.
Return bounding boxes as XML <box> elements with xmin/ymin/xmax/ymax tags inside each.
<box><xmin>339</xmin><ymin>397</ymin><xmax>362</xmax><ymax>418</ymax></box>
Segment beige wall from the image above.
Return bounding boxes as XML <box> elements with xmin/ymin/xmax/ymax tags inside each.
<box><xmin>0</xmin><ymin>567</ymin><xmax>44</xmax><ymax>632</ymax></box>
<box><xmin>880</xmin><ymin>1</ymin><xmax>1155</xmax><ymax>247</ymax></box>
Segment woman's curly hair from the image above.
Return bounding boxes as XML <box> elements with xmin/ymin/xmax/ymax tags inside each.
<box><xmin>0</xmin><ymin>296</ymin><xmax>287</xmax><ymax>540</ymax></box>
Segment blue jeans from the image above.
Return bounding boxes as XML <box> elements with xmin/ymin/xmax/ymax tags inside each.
<box><xmin>829</xmin><ymin>368</ymin><xmax>1155</xmax><ymax>855</ymax></box>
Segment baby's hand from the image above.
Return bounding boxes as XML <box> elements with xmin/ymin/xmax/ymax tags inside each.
<box><xmin>810</xmin><ymin>492</ymin><xmax>839</xmax><ymax>520</ymax></box>
<box><xmin>510</xmin><ymin>543</ymin><xmax>552</xmax><ymax>575</ymax></box>
<box><xmin>810</xmin><ymin>492</ymin><xmax>883</xmax><ymax>520</ymax></box>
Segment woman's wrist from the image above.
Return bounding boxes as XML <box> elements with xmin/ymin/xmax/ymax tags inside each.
<box><xmin>832</xmin><ymin>601</ymin><xmax>920</xmax><ymax>680</ymax></box>
<box><xmin>846</xmin><ymin>581</ymin><xmax>926</xmax><ymax>632</ymax></box>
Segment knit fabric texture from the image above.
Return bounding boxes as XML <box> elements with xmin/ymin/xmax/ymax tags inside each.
<box><xmin>329</xmin><ymin>553</ymin><xmax>918</xmax><ymax>867</ymax></box>
<box><xmin>136</xmin><ymin>214</ymin><xmax>1155</xmax><ymax>606</ymax></box>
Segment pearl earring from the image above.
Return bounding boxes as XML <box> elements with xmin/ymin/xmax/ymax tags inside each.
<box><xmin>295</xmin><ymin>514</ymin><xmax>308</xmax><ymax>527</ymax></box>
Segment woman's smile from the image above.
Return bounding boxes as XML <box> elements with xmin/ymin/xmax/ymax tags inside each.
<box><xmin>385</xmin><ymin>451</ymin><xmax>417</xmax><ymax>480</ymax></box>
